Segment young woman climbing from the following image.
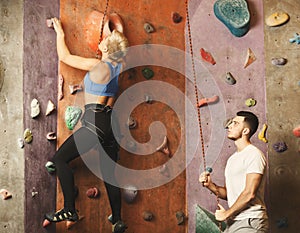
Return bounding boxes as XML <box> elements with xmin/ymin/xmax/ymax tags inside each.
<box><xmin>44</xmin><ymin>17</ymin><xmax>129</xmax><ymax>233</ymax></box>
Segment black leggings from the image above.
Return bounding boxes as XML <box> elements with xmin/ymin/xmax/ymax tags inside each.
<box><xmin>52</xmin><ymin>104</ymin><xmax>121</xmax><ymax>224</ymax></box>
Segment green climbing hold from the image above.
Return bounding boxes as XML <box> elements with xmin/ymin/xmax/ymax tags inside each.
<box><xmin>142</xmin><ymin>67</ymin><xmax>154</xmax><ymax>80</ymax></box>
<box><xmin>65</xmin><ymin>106</ymin><xmax>82</xmax><ymax>130</ymax></box>
<box><xmin>45</xmin><ymin>161</ymin><xmax>56</xmax><ymax>173</ymax></box>
<box><xmin>214</xmin><ymin>0</ymin><xmax>250</xmax><ymax>37</ymax></box>
<box><xmin>196</xmin><ymin>205</ymin><xmax>226</xmax><ymax>233</ymax></box>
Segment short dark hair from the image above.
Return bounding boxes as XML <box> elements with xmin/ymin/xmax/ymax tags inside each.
<box><xmin>236</xmin><ymin>111</ymin><xmax>259</xmax><ymax>138</ymax></box>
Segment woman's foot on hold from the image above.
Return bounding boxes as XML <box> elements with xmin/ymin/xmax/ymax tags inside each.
<box><xmin>112</xmin><ymin>220</ymin><xmax>127</xmax><ymax>233</ymax></box>
<box><xmin>45</xmin><ymin>208</ymin><xmax>78</xmax><ymax>222</ymax></box>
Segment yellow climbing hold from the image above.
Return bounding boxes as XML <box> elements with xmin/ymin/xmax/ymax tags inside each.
<box><xmin>266</xmin><ymin>12</ymin><xmax>289</xmax><ymax>27</ymax></box>
<box><xmin>258</xmin><ymin>123</ymin><xmax>268</xmax><ymax>143</ymax></box>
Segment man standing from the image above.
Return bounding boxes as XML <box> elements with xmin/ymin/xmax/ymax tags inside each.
<box><xmin>199</xmin><ymin>111</ymin><xmax>269</xmax><ymax>232</ymax></box>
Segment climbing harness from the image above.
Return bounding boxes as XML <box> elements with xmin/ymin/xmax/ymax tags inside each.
<box><xmin>96</xmin><ymin>0</ymin><xmax>110</xmax><ymax>59</ymax></box>
<box><xmin>184</xmin><ymin>0</ymin><xmax>222</xmax><ymax>231</ymax></box>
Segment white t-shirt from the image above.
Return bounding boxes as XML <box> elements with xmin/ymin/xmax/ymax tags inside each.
<box><xmin>225</xmin><ymin>144</ymin><xmax>268</xmax><ymax>220</ymax></box>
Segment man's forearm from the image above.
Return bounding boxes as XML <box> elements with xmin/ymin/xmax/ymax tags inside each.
<box><xmin>208</xmin><ymin>183</ymin><xmax>227</xmax><ymax>200</ymax></box>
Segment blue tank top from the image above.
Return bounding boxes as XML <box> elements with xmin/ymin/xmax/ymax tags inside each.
<box><xmin>84</xmin><ymin>62</ymin><xmax>122</xmax><ymax>96</ymax></box>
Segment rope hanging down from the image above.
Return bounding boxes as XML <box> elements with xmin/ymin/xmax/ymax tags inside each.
<box><xmin>184</xmin><ymin>0</ymin><xmax>207</xmax><ymax>173</ymax></box>
<box><xmin>184</xmin><ymin>1</ymin><xmax>221</xmax><ymax>231</ymax></box>
<box><xmin>96</xmin><ymin>0</ymin><xmax>110</xmax><ymax>59</ymax></box>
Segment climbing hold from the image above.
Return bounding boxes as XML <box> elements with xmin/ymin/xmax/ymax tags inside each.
<box><xmin>144</xmin><ymin>94</ymin><xmax>153</xmax><ymax>104</ymax></box>
<box><xmin>225</xmin><ymin>72</ymin><xmax>236</xmax><ymax>85</ymax></box>
<box><xmin>159</xmin><ymin>164</ymin><xmax>170</xmax><ymax>177</ymax></box>
<box><xmin>127</xmin><ymin>116</ymin><xmax>137</xmax><ymax>129</ymax></box>
<box><xmin>46</xmin><ymin>100</ymin><xmax>56</xmax><ymax>116</ymax></box>
<box><xmin>84</xmin><ymin>11</ymin><xmax>124</xmax><ymax>53</ymax></box>
<box><xmin>0</xmin><ymin>189</ymin><xmax>12</xmax><ymax>200</ymax></box>
<box><xmin>206</xmin><ymin>167</ymin><xmax>213</xmax><ymax>173</ymax></box>
<box><xmin>144</xmin><ymin>22</ymin><xmax>155</xmax><ymax>33</ymax></box>
<box><xmin>30</xmin><ymin>98</ymin><xmax>40</xmax><ymax>118</ymax></box>
<box><xmin>32</xmin><ymin>190</ymin><xmax>38</xmax><ymax>197</ymax></box>
<box><xmin>266</xmin><ymin>12</ymin><xmax>289</xmax><ymax>27</ymax></box>
<box><xmin>17</xmin><ymin>138</ymin><xmax>24</xmax><ymax>149</ymax></box>
<box><xmin>196</xmin><ymin>205</ymin><xmax>227</xmax><ymax>232</ymax></box>
<box><xmin>69</xmin><ymin>84</ymin><xmax>83</xmax><ymax>95</ymax></box>
<box><xmin>45</xmin><ymin>161</ymin><xmax>56</xmax><ymax>173</ymax></box>
<box><xmin>143</xmin><ymin>211</ymin><xmax>154</xmax><ymax>221</ymax></box>
<box><xmin>214</xmin><ymin>0</ymin><xmax>250</xmax><ymax>37</ymax></box>
<box><xmin>223</xmin><ymin>118</ymin><xmax>233</xmax><ymax>129</ymax></box>
<box><xmin>58</xmin><ymin>74</ymin><xmax>64</xmax><ymax>101</ymax></box>
<box><xmin>293</xmin><ymin>125</ymin><xmax>300</xmax><ymax>137</ymax></box>
<box><xmin>122</xmin><ymin>186</ymin><xmax>138</xmax><ymax>204</ymax></box>
<box><xmin>258</xmin><ymin>123</ymin><xmax>268</xmax><ymax>143</ymax></box>
<box><xmin>271</xmin><ymin>57</ymin><xmax>287</xmax><ymax>66</ymax></box>
<box><xmin>65</xmin><ymin>106</ymin><xmax>82</xmax><ymax>130</ymax></box>
<box><xmin>46</xmin><ymin>19</ymin><xmax>53</xmax><ymax>28</ymax></box>
<box><xmin>172</xmin><ymin>12</ymin><xmax>183</xmax><ymax>24</ymax></box>
<box><xmin>273</xmin><ymin>141</ymin><xmax>288</xmax><ymax>153</ymax></box>
<box><xmin>276</xmin><ymin>217</ymin><xmax>288</xmax><ymax>228</ymax></box>
<box><xmin>245</xmin><ymin>98</ymin><xmax>256</xmax><ymax>107</ymax></box>
<box><xmin>197</xmin><ymin>95</ymin><xmax>219</xmax><ymax>108</ymax></box>
<box><xmin>244</xmin><ymin>48</ymin><xmax>256</xmax><ymax>68</ymax></box>
<box><xmin>200</xmin><ymin>48</ymin><xmax>216</xmax><ymax>65</ymax></box>
<box><xmin>46</xmin><ymin>132</ymin><xmax>56</xmax><ymax>141</ymax></box>
<box><xmin>142</xmin><ymin>67</ymin><xmax>154</xmax><ymax>79</ymax></box>
<box><xmin>175</xmin><ymin>211</ymin><xmax>185</xmax><ymax>225</ymax></box>
<box><xmin>23</xmin><ymin>128</ymin><xmax>33</xmax><ymax>144</ymax></box>
<box><xmin>289</xmin><ymin>33</ymin><xmax>300</xmax><ymax>44</ymax></box>
<box><xmin>156</xmin><ymin>136</ymin><xmax>171</xmax><ymax>157</ymax></box>
<box><xmin>86</xmin><ymin>187</ymin><xmax>100</xmax><ymax>198</ymax></box>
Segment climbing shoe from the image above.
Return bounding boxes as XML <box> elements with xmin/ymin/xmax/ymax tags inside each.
<box><xmin>112</xmin><ymin>220</ymin><xmax>127</xmax><ymax>233</ymax></box>
<box><xmin>45</xmin><ymin>208</ymin><xmax>79</xmax><ymax>222</ymax></box>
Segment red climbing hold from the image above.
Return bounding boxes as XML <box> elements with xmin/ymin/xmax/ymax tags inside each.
<box><xmin>293</xmin><ymin>125</ymin><xmax>300</xmax><ymax>137</ymax></box>
<box><xmin>197</xmin><ymin>95</ymin><xmax>219</xmax><ymax>108</ymax></box>
<box><xmin>200</xmin><ymin>48</ymin><xmax>216</xmax><ymax>65</ymax></box>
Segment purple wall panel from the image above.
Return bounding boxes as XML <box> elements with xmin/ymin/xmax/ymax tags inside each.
<box><xmin>186</xmin><ymin>0</ymin><xmax>267</xmax><ymax>232</ymax></box>
<box><xmin>23</xmin><ymin>1</ymin><xmax>59</xmax><ymax>232</ymax></box>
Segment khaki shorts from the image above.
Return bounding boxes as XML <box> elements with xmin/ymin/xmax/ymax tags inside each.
<box><xmin>223</xmin><ymin>218</ymin><xmax>269</xmax><ymax>233</ymax></box>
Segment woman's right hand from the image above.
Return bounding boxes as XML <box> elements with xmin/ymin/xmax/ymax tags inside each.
<box><xmin>199</xmin><ymin>171</ymin><xmax>212</xmax><ymax>187</ymax></box>
<box><xmin>51</xmin><ymin>17</ymin><xmax>65</xmax><ymax>37</ymax></box>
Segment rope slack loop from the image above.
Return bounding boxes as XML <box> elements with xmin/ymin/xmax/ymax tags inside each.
<box><xmin>96</xmin><ymin>0</ymin><xmax>110</xmax><ymax>59</ymax></box>
<box><xmin>184</xmin><ymin>1</ymin><xmax>221</xmax><ymax>231</ymax></box>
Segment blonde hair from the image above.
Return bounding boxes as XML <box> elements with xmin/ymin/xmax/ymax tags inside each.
<box><xmin>106</xmin><ymin>30</ymin><xmax>129</xmax><ymax>61</ymax></box>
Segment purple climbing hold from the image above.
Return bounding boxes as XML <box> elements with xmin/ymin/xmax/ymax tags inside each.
<box><xmin>272</xmin><ymin>141</ymin><xmax>288</xmax><ymax>153</ymax></box>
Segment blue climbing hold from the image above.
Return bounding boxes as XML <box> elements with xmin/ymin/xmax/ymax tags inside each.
<box><xmin>206</xmin><ymin>167</ymin><xmax>213</xmax><ymax>173</ymax></box>
<box><xmin>214</xmin><ymin>0</ymin><xmax>250</xmax><ymax>37</ymax></box>
<box><xmin>289</xmin><ymin>33</ymin><xmax>300</xmax><ymax>44</ymax></box>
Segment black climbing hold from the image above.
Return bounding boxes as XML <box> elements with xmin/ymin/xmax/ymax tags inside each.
<box><xmin>142</xmin><ymin>67</ymin><xmax>154</xmax><ymax>80</ymax></box>
<box><xmin>225</xmin><ymin>72</ymin><xmax>236</xmax><ymax>85</ymax></box>
<box><xmin>172</xmin><ymin>12</ymin><xmax>183</xmax><ymax>23</ymax></box>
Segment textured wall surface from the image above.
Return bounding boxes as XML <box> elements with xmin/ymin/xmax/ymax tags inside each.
<box><xmin>264</xmin><ymin>1</ymin><xmax>300</xmax><ymax>232</ymax></box>
<box><xmin>0</xmin><ymin>1</ymin><xmax>24</xmax><ymax>233</ymax></box>
<box><xmin>186</xmin><ymin>0</ymin><xmax>267</xmax><ymax>232</ymax></box>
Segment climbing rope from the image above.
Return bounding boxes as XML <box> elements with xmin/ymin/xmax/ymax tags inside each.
<box><xmin>96</xmin><ymin>0</ymin><xmax>110</xmax><ymax>59</ymax></box>
<box><xmin>184</xmin><ymin>1</ymin><xmax>221</xmax><ymax>231</ymax></box>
